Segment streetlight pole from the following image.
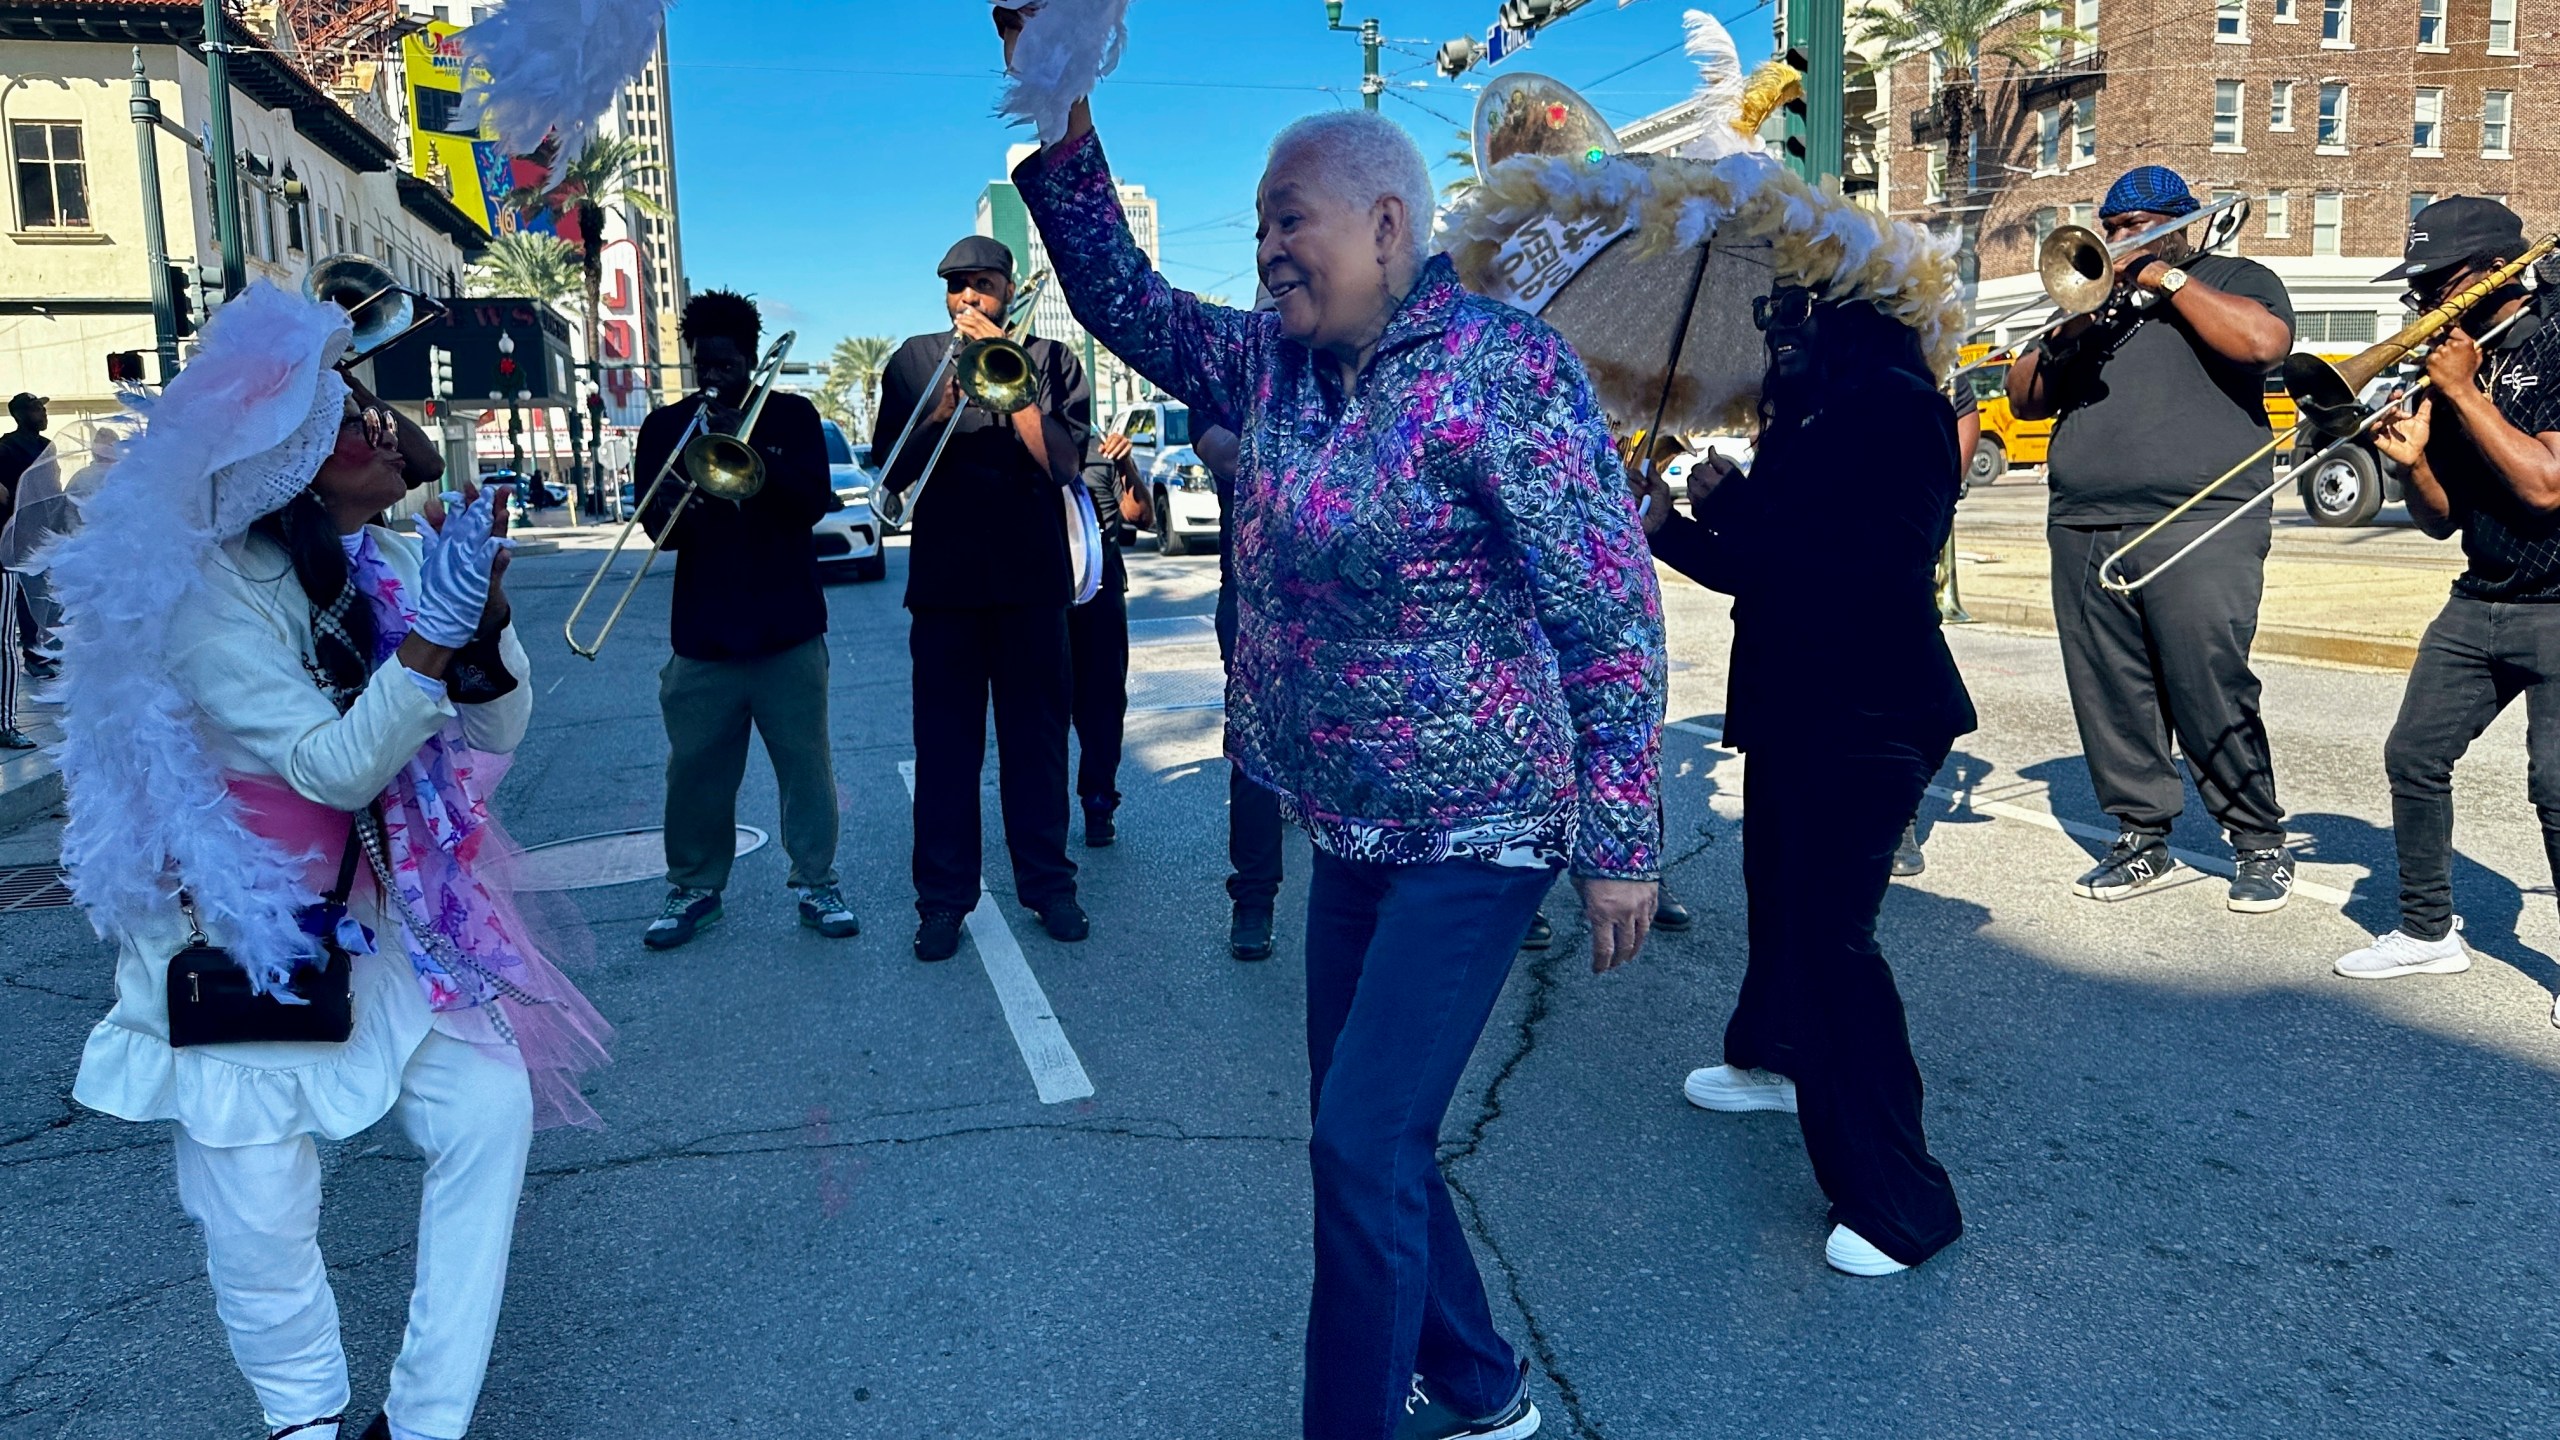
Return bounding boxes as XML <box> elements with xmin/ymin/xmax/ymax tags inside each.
<box><xmin>127</xmin><ymin>48</ymin><xmax>181</xmax><ymax>383</ymax></box>
<box><xmin>497</xmin><ymin>330</ymin><xmax>526</xmax><ymax>478</ymax></box>
<box><xmin>1324</xmin><ymin>2</ymin><xmax>1383</xmax><ymax>111</ymax></box>
<box><xmin>200</xmin><ymin>0</ymin><xmax>244</xmax><ymax>297</ymax></box>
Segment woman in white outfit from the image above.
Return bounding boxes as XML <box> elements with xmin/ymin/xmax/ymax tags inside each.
<box><xmin>45</xmin><ymin>283</ymin><xmax>611</xmax><ymax>1440</ymax></box>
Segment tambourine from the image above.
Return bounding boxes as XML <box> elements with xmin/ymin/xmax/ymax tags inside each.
<box><xmin>1066</xmin><ymin>482</ymin><xmax>1104</xmax><ymax>606</ymax></box>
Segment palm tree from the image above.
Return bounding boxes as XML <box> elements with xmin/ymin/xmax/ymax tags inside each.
<box><xmin>1850</xmin><ymin>0</ymin><xmax>2084</xmax><ymax>282</ymax></box>
<box><xmin>507</xmin><ymin>136</ymin><xmax>665</xmax><ymax>503</ymax></box>
<box><xmin>466</xmin><ymin>232</ymin><xmax>582</xmax><ymax>303</ymax></box>
<box><xmin>1442</xmin><ymin>128</ymin><xmax>1478</xmax><ymax>202</ymax></box>
<box><xmin>819</xmin><ymin>335</ymin><xmax>895</xmax><ymax>435</ymax></box>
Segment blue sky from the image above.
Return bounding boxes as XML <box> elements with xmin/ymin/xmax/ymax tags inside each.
<box><xmin>661</xmin><ymin>0</ymin><xmax>1774</xmax><ymax>354</ymax></box>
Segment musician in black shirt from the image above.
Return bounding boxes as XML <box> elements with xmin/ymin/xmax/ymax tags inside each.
<box><xmin>635</xmin><ymin>290</ymin><xmax>858</xmax><ymax>950</ymax></box>
<box><xmin>874</xmin><ymin>236</ymin><xmax>1094</xmax><ymax>961</ymax></box>
<box><xmin>2007</xmin><ymin>165</ymin><xmax>2299</xmax><ymax>912</ymax></box>
<box><xmin>2338</xmin><ymin>199</ymin><xmax>2560</xmax><ymax>1008</ymax></box>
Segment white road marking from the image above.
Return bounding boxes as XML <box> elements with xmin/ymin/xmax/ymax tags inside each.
<box><xmin>1664</xmin><ymin>720</ymin><xmax>2357</xmax><ymax>909</ymax></box>
<box><xmin>897</xmin><ymin>761</ymin><xmax>1096</xmax><ymax>1104</ymax></box>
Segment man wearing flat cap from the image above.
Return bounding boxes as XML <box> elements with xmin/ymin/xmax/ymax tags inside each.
<box><xmin>874</xmin><ymin>234</ymin><xmax>1095</xmax><ymax>961</ymax></box>
<box><xmin>2008</xmin><ymin>164</ymin><xmax>2301</xmax><ymax>913</ymax></box>
<box><xmin>2338</xmin><ymin>198</ymin><xmax>2560</xmax><ymax>1008</ymax></box>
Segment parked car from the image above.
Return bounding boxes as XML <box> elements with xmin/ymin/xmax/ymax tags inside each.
<box><xmin>1115</xmin><ymin>401</ymin><xmax>1221</xmax><ymax>556</ymax></box>
<box><xmin>814</xmin><ymin>421</ymin><xmax>885</xmax><ymax>582</ymax></box>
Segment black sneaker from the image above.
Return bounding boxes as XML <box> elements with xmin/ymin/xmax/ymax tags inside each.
<box><xmin>1083</xmin><ymin>801</ymin><xmax>1117</xmax><ymax>849</ymax></box>
<box><xmin>1231</xmin><ymin>904</ymin><xmax>1275</xmax><ymax>961</ymax></box>
<box><xmin>2070</xmin><ymin>833</ymin><xmax>2177</xmax><ymax>901</ymax></box>
<box><xmin>915</xmin><ymin>908</ymin><xmax>966</xmax><ymax>962</ymax></box>
<box><xmin>0</xmin><ymin>726</ymin><xmax>33</xmax><ymax>751</ymax></box>
<box><xmin>1891</xmin><ymin>822</ymin><xmax>1926</xmax><ymax>878</ymax></box>
<box><xmin>1036</xmin><ymin>897</ymin><xmax>1091</xmax><ymax>942</ymax></box>
<box><xmin>1519</xmin><ymin>913</ymin><xmax>1553</xmax><ymax>951</ymax></box>
<box><xmin>1653</xmin><ymin>891</ymin><xmax>1695</xmax><ymax>933</ymax></box>
<box><xmin>1396</xmin><ymin>1358</ymin><xmax>1541</xmax><ymax>1440</ymax></box>
<box><xmin>794</xmin><ymin>882</ymin><xmax>860</xmax><ymax>939</ymax></box>
<box><xmin>643</xmin><ymin>887</ymin><xmax>721</xmax><ymax>950</ymax></box>
<box><xmin>2228</xmin><ymin>846</ymin><xmax>2295</xmax><ymax>914</ymax></box>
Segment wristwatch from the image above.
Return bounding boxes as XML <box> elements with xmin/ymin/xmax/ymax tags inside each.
<box><xmin>2156</xmin><ymin>266</ymin><xmax>2190</xmax><ymax>296</ymax></box>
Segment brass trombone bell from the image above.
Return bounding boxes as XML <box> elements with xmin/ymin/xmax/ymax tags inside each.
<box><xmin>305</xmin><ymin>252</ymin><xmax>444</xmax><ymax>367</ymax></box>
<box><xmin>957</xmin><ymin>335</ymin><xmax>1039</xmax><ymax>413</ymax></box>
<box><xmin>2035</xmin><ymin>194</ymin><xmax>2252</xmax><ymax>319</ymax></box>
<box><xmin>677</xmin><ymin>429</ymin><xmax>767</xmax><ymax>502</ymax></box>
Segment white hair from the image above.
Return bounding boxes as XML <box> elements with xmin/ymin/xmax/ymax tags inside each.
<box><xmin>1267</xmin><ymin>110</ymin><xmax>1436</xmax><ymax>263</ymax></box>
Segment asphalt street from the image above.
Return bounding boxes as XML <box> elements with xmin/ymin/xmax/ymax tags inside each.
<box><xmin>6</xmin><ymin>528</ymin><xmax>2560</xmax><ymax>1439</ymax></box>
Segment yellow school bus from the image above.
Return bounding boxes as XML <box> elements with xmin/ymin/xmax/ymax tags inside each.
<box><xmin>1955</xmin><ymin>343</ymin><xmax>2316</xmax><ymax>488</ymax></box>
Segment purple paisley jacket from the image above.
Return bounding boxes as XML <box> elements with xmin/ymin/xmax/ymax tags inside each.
<box><xmin>1017</xmin><ymin>134</ymin><xmax>1664</xmax><ymax>879</ymax></box>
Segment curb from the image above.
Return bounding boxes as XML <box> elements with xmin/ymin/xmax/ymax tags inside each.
<box><xmin>0</xmin><ymin>742</ymin><xmax>61</xmax><ymax>833</ymax></box>
<box><xmin>1953</xmin><ymin>594</ymin><xmax>2419</xmax><ymax>673</ymax></box>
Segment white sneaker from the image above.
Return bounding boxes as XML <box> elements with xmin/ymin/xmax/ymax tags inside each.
<box><xmin>1682</xmin><ymin>1065</ymin><xmax>1798</xmax><ymax>1114</ymax></box>
<box><xmin>1825</xmin><ymin>1225</ymin><xmax>1910</xmax><ymax>1277</ymax></box>
<box><xmin>2334</xmin><ymin>921</ymin><xmax>2471</xmax><ymax>980</ymax></box>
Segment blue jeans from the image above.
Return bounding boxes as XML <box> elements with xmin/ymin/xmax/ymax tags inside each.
<box><xmin>1302</xmin><ymin>852</ymin><xmax>1555</xmax><ymax>1440</ymax></box>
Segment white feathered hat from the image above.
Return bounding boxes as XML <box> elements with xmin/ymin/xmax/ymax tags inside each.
<box><xmin>42</xmin><ymin>282</ymin><xmax>355</xmax><ymax>992</ymax></box>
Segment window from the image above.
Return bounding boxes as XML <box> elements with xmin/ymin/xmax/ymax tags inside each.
<box><xmin>2037</xmin><ymin>107</ymin><xmax>2062</xmax><ymax>171</ymax></box>
<box><xmin>2322</xmin><ymin>0</ymin><xmax>2350</xmax><ymax>43</ymax></box>
<box><xmin>2217</xmin><ymin>0</ymin><xmax>2247</xmax><ymax>39</ymax></box>
<box><xmin>2034</xmin><ymin>206</ymin><xmax>2060</xmax><ymax>248</ymax></box>
<box><xmin>2413</xmin><ymin>88</ymin><xmax>2443</xmax><ymax>152</ymax></box>
<box><xmin>2073</xmin><ymin>99</ymin><xmax>2098</xmax><ymax>162</ymax></box>
<box><xmin>2410</xmin><ymin>192</ymin><xmax>2437</xmax><ymax>226</ymax></box>
<box><xmin>2266</xmin><ymin>189</ymin><xmax>2292</xmax><ymax>236</ymax></box>
<box><xmin>2296</xmin><ymin>310</ymin><xmax>2378</xmax><ymax>344</ymax></box>
<box><xmin>2317</xmin><ymin>82</ymin><xmax>2348</xmax><ymax>148</ymax></box>
<box><xmin>2268</xmin><ymin>79</ymin><xmax>2294</xmax><ymax>130</ymax></box>
<box><xmin>2312</xmin><ymin>189</ymin><xmax>2343</xmax><ymax>255</ymax></box>
<box><xmin>2485</xmin><ymin>90</ymin><xmax>2514</xmax><ymax>155</ymax></box>
<box><xmin>2069</xmin><ymin>201</ymin><xmax>2098</xmax><ymax>229</ymax></box>
<box><xmin>2416</xmin><ymin>0</ymin><xmax>2446</xmax><ymax>46</ymax></box>
<box><xmin>2274</xmin><ymin>0</ymin><xmax>2295</xmax><ymax>20</ymax></box>
<box><xmin>2215</xmin><ymin>80</ymin><xmax>2245</xmax><ymax>147</ymax></box>
<box><xmin>2213</xmin><ymin>190</ymin><xmax>2246</xmax><ymax>255</ymax></box>
<box><xmin>1925</xmin><ymin>145</ymin><xmax>1946</xmax><ymax>204</ymax></box>
<box><xmin>10</xmin><ymin>121</ymin><xmax>89</xmax><ymax>229</ymax></box>
<box><xmin>2490</xmin><ymin>0</ymin><xmax>2517</xmax><ymax>52</ymax></box>
<box><xmin>2074</xmin><ymin>0</ymin><xmax>2099</xmax><ymax>49</ymax></box>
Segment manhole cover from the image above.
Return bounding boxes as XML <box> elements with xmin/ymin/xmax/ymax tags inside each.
<box><xmin>510</xmin><ymin>826</ymin><xmax>768</xmax><ymax>892</ymax></box>
<box><xmin>0</xmin><ymin>864</ymin><xmax>73</xmax><ymax>913</ymax></box>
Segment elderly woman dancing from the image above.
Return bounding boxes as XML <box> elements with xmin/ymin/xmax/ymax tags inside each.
<box><xmin>48</xmin><ymin>284</ymin><xmax>609</xmax><ymax>1440</ymax></box>
<box><xmin>999</xmin><ymin>22</ymin><xmax>1665</xmax><ymax>1440</ymax></box>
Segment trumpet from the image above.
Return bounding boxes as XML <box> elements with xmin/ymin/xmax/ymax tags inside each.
<box><xmin>561</xmin><ymin>332</ymin><xmax>797</xmax><ymax>658</ymax></box>
<box><xmin>304</xmin><ymin>252</ymin><xmax>449</xmax><ymax>369</ymax></box>
<box><xmin>2095</xmin><ymin>235</ymin><xmax>2558</xmax><ymax>595</ymax></box>
<box><xmin>1952</xmin><ymin>195</ymin><xmax>2251</xmax><ymax>378</ymax></box>
<box><xmin>873</xmin><ymin>268</ymin><xmax>1050</xmax><ymax>530</ymax></box>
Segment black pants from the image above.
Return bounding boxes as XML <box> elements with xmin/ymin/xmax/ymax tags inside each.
<box><xmin>1726</xmin><ymin>737</ymin><xmax>1963</xmax><ymax>1267</ymax></box>
<box><xmin>910</xmin><ymin>604</ymin><xmax>1075</xmax><ymax>916</ymax></box>
<box><xmin>2387</xmin><ymin>594</ymin><xmax>2560</xmax><ymax>941</ymax></box>
<box><xmin>2049</xmin><ymin>519</ymin><xmax>2286</xmax><ymax>849</ymax></box>
<box><xmin>1068</xmin><ymin>580</ymin><xmax>1129</xmax><ymax>812</ymax></box>
<box><xmin>1218</xmin><ymin>575</ymin><xmax>1285</xmax><ymax>908</ymax></box>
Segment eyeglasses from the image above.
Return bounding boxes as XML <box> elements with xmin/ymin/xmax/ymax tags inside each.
<box><xmin>339</xmin><ymin>404</ymin><xmax>395</xmax><ymax>448</ymax></box>
<box><xmin>1752</xmin><ymin>288</ymin><xmax>1816</xmax><ymax>332</ymax></box>
<box><xmin>945</xmin><ymin>274</ymin><xmax>1009</xmax><ymax>297</ymax></box>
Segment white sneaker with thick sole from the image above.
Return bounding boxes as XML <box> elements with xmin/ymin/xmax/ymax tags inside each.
<box><xmin>1825</xmin><ymin>1225</ymin><xmax>1910</xmax><ymax>1277</ymax></box>
<box><xmin>1682</xmin><ymin>1065</ymin><xmax>1798</xmax><ymax>1114</ymax></box>
<box><xmin>2334</xmin><ymin>920</ymin><xmax>2471</xmax><ymax>980</ymax></box>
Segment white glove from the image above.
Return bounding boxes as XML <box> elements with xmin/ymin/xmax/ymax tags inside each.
<box><xmin>410</xmin><ymin>490</ymin><xmax>507</xmax><ymax>647</ymax></box>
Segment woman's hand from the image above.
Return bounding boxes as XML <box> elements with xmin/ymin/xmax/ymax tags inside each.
<box><xmin>1576</xmin><ymin>876</ymin><xmax>1656</xmax><ymax>974</ymax></box>
<box><xmin>422</xmin><ymin>482</ymin><xmax>515</xmax><ymax>633</ymax></box>
<box><xmin>412</xmin><ymin>487</ymin><xmax>509</xmax><ymax>648</ymax></box>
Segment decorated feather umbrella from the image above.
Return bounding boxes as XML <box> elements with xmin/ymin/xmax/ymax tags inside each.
<box><xmin>1439</xmin><ymin>10</ymin><xmax>1962</xmax><ymax>436</ymax></box>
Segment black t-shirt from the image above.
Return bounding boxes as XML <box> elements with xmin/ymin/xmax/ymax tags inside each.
<box><xmin>872</xmin><ymin>333</ymin><xmax>1091</xmax><ymax>611</ymax></box>
<box><xmin>2042</xmin><ymin>254</ymin><xmax>2295</xmax><ymax>526</ymax></box>
<box><xmin>0</xmin><ymin>429</ymin><xmax>44</xmax><ymax>524</ymax></box>
<box><xmin>2430</xmin><ymin>301</ymin><xmax>2560</xmax><ymax>602</ymax></box>
<box><xmin>633</xmin><ymin>390</ymin><xmax>834</xmax><ymax>662</ymax></box>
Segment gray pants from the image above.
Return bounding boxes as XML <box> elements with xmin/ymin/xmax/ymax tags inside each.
<box><xmin>659</xmin><ymin>636</ymin><xmax>839</xmax><ymax>892</ymax></box>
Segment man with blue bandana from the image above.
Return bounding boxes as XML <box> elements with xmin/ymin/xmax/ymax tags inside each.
<box><xmin>2007</xmin><ymin>165</ymin><xmax>2301</xmax><ymax>911</ymax></box>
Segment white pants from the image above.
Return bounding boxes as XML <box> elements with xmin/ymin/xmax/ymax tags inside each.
<box><xmin>174</xmin><ymin>1031</ymin><xmax>534</xmax><ymax>1439</ymax></box>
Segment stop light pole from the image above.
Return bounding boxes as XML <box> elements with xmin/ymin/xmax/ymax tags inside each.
<box><xmin>127</xmin><ymin>49</ymin><xmax>181</xmax><ymax>383</ymax></box>
<box><xmin>1784</xmin><ymin>0</ymin><xmax>1847</xmax><ymax>185</ymax></box>
<box><xmin>1323</xmin><ymin>2</ymin><xmax>1383</xmax><ymax>111</ymax></box>
<box><xmin>200</xmin><ymin>0</ymin><xmax>245</xmax><ymax>298</ymax></box>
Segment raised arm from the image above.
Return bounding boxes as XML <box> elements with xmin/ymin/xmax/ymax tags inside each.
<box><xmin>1478</xmin><ymin>329</ymin><xmax>1666</xmax><ymax>882</ymax></box>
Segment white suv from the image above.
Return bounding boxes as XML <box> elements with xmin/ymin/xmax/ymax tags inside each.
<box><xmin>1116</xmin><ymin>401</ymin><xmax>1222</xmax><ymax>556</ymax></box>
<box><xmin>814</xmin><ymin>421</ymin><xmax>886</xmax><ymax>583</ymax></box>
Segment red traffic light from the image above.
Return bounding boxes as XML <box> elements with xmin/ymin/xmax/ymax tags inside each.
<box><xmin>106</xmin><ymin>350</ymin><xmax>146</xmax><ymax>384</ymax></box>
<box><xmin>423</xmin><ymin>399</ymin><xmax>446</xmax><ymax>423</ymax></box>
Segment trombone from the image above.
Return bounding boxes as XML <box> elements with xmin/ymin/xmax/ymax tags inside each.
<box><xmin>1952</xmin><ymin>195</ymin><xmax>2251</xmax><ymax>378</ymax></box>
<box><xmin>562</xmin><ymin>331</ymin><xmax>797</xmax><ymax>658</ymax></box>
<box><xmin>2095</xmin><ymin>236</ymin><xmax>2558</xmax><ymax>595</ymax></box>
<box><xmin>873</xmin><ymin>268</ymin><xmax>1051</xmax><ymax>529</ymax></box>
<box><xmin>305</xmin><ymin>253</ymin><xmax>449</xmax><ymax>369</ymax></box>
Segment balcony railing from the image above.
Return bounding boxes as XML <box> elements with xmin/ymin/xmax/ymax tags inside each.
<box><xmin>2021</xmin><ymin>48</ymin><xmax>2106</xmax><ymax>101</ymax></box>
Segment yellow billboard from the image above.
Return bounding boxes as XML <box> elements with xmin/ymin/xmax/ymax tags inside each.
<box><xmin>401</xmin><ymin>21</ymin><xmax>553</xmax><ymax>237</ymax></box>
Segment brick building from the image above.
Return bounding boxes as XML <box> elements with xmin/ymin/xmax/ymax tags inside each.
<box><xmin>1880</xmin><ymin>0</ymin><xmax>2553</xmax><ymax>350</ymax></box>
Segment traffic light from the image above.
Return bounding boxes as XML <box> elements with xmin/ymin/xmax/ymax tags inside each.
<box><xmin>180</xmin><ymin>263</ymin><xmax>225</xmax><ymax>338</ymax></box>
<box><xmin>1435</xmin><ymin>35</ymin><xmax>1482</xmax><ymax>77</ymax></box>
<box><xmin>1781</xmin><ymin>45</ymin><xmax>1812</xmax><ymax>165</ymax></box>
<box><xmin>423</xmin><ymin>399</ymin><xmax>446</xmax><ymax>424</ymax></box>
<box><xmin>428</xmin><ymin>345</ymin><xmax>455</xmax><ymax>400</ymax></box>
<box><xmin>106</xmin><ymin>350</ymin><xmax>145</xmax><ymax>385</ymax></box>
<box><xmin>1498</xmin><ymin>0</ymin><xmax>1561</xmax><ymax>31</ymax></box>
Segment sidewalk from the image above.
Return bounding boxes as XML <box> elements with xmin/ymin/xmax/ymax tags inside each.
<box><xmin>0</xmin><ymin>698</ymin><xmax>63</xmax><ymax>833</ymax></box>
<box><xmin>1945</xmin><ymin>482</ymin><xmax>2460</xmax><ymax>671</ymax></box>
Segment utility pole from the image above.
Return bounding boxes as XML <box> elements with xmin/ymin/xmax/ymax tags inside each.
<box><xmin>128</xmin><ymin>49</ymin><xmax>181</xmax><ymax>384</ymax></box>
<box><xmin>200</xmin><ymin>0</ymin><xmax>245</xmax><ymax>297</ymax></box>
<box><xmin>1324</xmin><ymin>2</ymin><xmax>1384</xmax><ymax>111</ymax></box>
<box><xmin>1783</xmin><ymin>0</ymin><xmax>1847</xmax><ymax>185</ymax></box>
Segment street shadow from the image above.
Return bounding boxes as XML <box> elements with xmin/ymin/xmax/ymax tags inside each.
<box><xmin>2288</xmin><ymin>808</ymin><xmax>2560</xmax><ymax>998</ymax></box>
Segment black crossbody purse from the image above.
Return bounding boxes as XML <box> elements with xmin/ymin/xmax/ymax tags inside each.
<box><xmin>166</xmin><ymin>817</ymin><xmax>364</xmax><ymax>1048</ymax></box>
